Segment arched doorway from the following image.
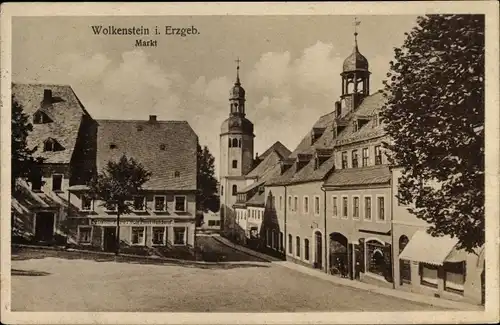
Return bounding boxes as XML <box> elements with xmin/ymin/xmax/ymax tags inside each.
<box><xmin>366</xmin><ymin>239</ymin><xmax>391</xmax><ymax>280</ymax></box>
<box><xmin>314</xmin><ymin>231</ymin><xmax>323</xmax><ymax>269</ymax></box>
<box><xmin>399</xmin><ymin>235</ymin><xmax>411</xmax><ymax>285</ymax></box>
<box><xmin>329</xmin><ymin>232</ymin><xmax>348</xmax><ymax>278</ymax></box>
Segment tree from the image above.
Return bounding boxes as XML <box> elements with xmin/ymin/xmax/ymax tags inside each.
<box><xmin>88</xmin><ymin>154</ymin><xmax>151</xmax><ymax>255</ymax></box>
<box><xmin>197</xmin><ymin>144</ymin><xmax>219</xmax><ymax>213</ymax></box>
<box><xmin>381</xmin><ymin>15</ymin><xmax>484</xmax><ymax>253</ymax></box>
<box><xmin>11</xmin><ymin>96</ymin><xmax>38</xmax><ymax>190</ymax></box>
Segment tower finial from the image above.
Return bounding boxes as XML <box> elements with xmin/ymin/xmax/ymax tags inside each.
<box><xmin>235</xmin><ymin>57</ymin><xmax>242</xmax><ymax>84</ymax></box>
<box><xmin>353</xmin><ymin>17</ymin><xmax>361</xmax><ymax>50</ymax></box>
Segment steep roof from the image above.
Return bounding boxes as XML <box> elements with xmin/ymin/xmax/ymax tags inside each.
<box><xmin>258</xmin><ymin>141</ymin><xmax>291</xmax><ymax>160</ymax></box>
<box><xmin>324</xmin><ymin>165</ymin><xmax>391</xmax><ymax>187</ymax></box>
<box><xmin>267</xmin><ymin>91</ymin><xmax>385</xmax><ymax>186</ymax></box>
<box><xmin>12</xmin><ymin>83</ymin><xmax>91</xmax><ymax>164</ymax></box>
<box><xmin>246</xmin><ymin>191</ymin><xmax>265</xmax><ymax>207</ymax></box>
<box><xmin>246</xmin><ymin>150</ymin><xmax>284</xmax><ymax>179</ymax></box>
<box><xmin>96</xmin><ymin>119</ymin><xmax>198</xmax><ymax>191</ymax></box>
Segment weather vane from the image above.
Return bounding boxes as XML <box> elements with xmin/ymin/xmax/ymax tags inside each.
<box><xmin>353</xmin><ymin>17</ymin><xmax>361</xmax><ymax>43</ymax></box>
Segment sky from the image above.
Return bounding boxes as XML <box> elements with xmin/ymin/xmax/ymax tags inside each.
<box><xmin>12</xmin><ymin>15</ymin><xmax>420</xmax><ymax>177</ymax></box>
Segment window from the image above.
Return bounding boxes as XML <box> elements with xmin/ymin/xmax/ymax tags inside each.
<box><xmin>377</xmin><ymin>197</ymin><xmax>385</xmax><ymax>221</ymax></box>
<box><xmin>279</xmin><ymin>196</ymin><xmax>283</xmax><ymax>210</ymax></box>
<box><xmin>288</xmin><ymin>234</ymin><xmax>293</xmax><ymax>254</ymax></box>
<box><xmin>352</xmin><ymin>150</ymin><xmax>359</xmax><ymax>168</ymax></box>
<box><xmin>279</xmin><ymin>232</ymin><xmax>283</xmax><ymax>251</ymax></box>
<box><xmin>109</xmin><ymin>143</ymin><xmax>117</xmax><ymax>149</ymax></box>
<box><xmin>160</xmin><ymin>144</ymin><xmax>166</xmax><ymax>150</ymax></box>
<box><xmin>174</xmin><ymin>196</ymin><xmax>186</xmax><ymax>212</ymax></box>
<box><xmin>133</xmin><ymin>196</ymin><xmax>145</xmax><ymax>211</ymax></box>
<box><xmin>221</xmin><ymin>185</ymin><xmax>224</xmax><ymax>196</ymax></box>
<box><xmin>52</xmin><ymin>174</ymin><xmax>63</xmax><ymax>191</ymax></box>
<box><xmin>296</xmin><ymin>236</ymin><xmax>301</xmax><ymax>257</ymax></box>
<box><xmin>288</xmin><ymin>196</ymin><xmax>292</xmax><ymax>211</ymax></box>
<box><xmin>238</xmin><ymin>139</ymin><xmax>242</xmax><ymax>147</ymax></box>
<box><xmin>232</xmin><ymin>185</ymin><xmax>237</xmax><ymax>196</ymax></box>
<box><xmin>131</xmin><ymin>227</ymin><xmax>145</xmax><ymax>245</ymax></box>
<box><xmin>364</xmin><ymin>197</ymin><xmax>372</xmax><ymax>220</ymax></box>
<box><xmin>228</xmin><ymin>138</ymin><xmax>232</xmax><ymax>147</ymax></box>
<box><xmin>332</xmin><ymin>196</ymin><xmax>338</xmax><ymax>217</ymax></box>
<box><xmin>399</xmin><ymin>235</ymin><xmax>411</xmax><ymax>284</ymax></box>
<box><xmin>154</xmin><ymin>196</ymin><xmax>166</xmax><ymax>211</ymax></box>
<box><xmin>366</xmin><ymin>241</ymin><xmax>387</xmax><ymax>277</ymax></box>
<box><xmin>362</xmin><ymin>148</ymin><xmax>369</xmax><ymax>166</ymax></box>
<box><xmin>444</xmin><ymin>262</ymin><xmax>466</xmax><ymax>294</ymax></box>
<box><xmin>420</xmin><ymin>263</ymin><xmax>439</xmax><ymax>288</ymax></box>
<box><xmin>375</xmin><ymin>145</ymin><xmax>382</xmax><ymax>165</ymax></box>
<box><xmin>44</xmin><ymin>139</ymin><xmax>55</xmax><ymax>152</ymax></box>
<box><xmin>271</xmin><ymin>230</ymin><xmax>276</xmax><ymax>249</ymax></box>
<box><xmin>174</xmin><ymin>171</ymin><xmax>180</xmax><ymax>178</ymax></box>
<box><xmin>78</xmin><ymin>226</ymin><xmax>92</xmax><ymax>244</ymax></box>
<box><xmin>173</xmin><ymin>227</ymin><xmax>187</xmax><ymax>245</ymax></box>
<box><xmin>304</xmin><ymin>238</ymin><xmax>310</xmax><ymax>260</ymax></box>
<box><xmin>353</xmin><ymin>197</ymin><xmax>360</xmax><ymax>219</ymax></box>
<box><xmin>303</xmin><ymin>196</ymin><xmax>309</xmax><ymax>214</ymax></box>
<box><xmin>152</xmin><ymin>227</ymin><xmax>166</xmax><ymax>245</ymax></box>
<box><xmin>30</xmin><ymin>170</ymin><xmax>43</xmax><ymax>191</ymax></box>
<box><xmin>232</xmin><ymin>160</ymin><xmax>238</xmax><ymax>169</ymax></box>
<box><xmin>314</xmin><ymin>196</ymin><xmax>320</xmax><ymax>215</ymax></box>
<box><xmin>341</xmin><ymin>151</ymin><xmax>348</xmax><ymax>168</ymax></box>
<box><xmin>342</xmin><ymin>197</ymin><xmax>348</xmax><ymax>218</ymax></box>
<box><xmin>294</xmin><ymin>196</ymin><xmax>298</xmax><ymax>212</ymax></box>
<box><xmin>232</xmin><ymin>138</ymin><xmax>238</xmax><ymax>147</ymax></box>
<box><xmin>208</xmin><ymin>220</ymin><xmax>216</xmax><ymax>226</ymax></box>
<box><xmin>81</xmin><ymin>195</ymin><xmax>92</xmax><ymax>211</ymax></box>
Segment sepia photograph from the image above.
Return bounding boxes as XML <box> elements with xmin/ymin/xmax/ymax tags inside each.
<box><xmin>1</xmin><ymin>2</ymin><xmax>499</xmax><ymax>324</ymax></box>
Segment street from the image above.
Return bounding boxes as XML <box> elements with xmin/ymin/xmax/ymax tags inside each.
<box><xmin>11</xmin><ymin>236</ymin><xmax>445</xmax><ymax>312</ymax></box>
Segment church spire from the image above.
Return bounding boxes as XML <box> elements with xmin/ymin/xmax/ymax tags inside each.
<box><xmin>235</xmin><ymin>57</ymin><xmax>241</xmax><ymax>85</ymax></box>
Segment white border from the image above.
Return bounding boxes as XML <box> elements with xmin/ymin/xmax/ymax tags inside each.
<box><xmin>1</xmin><ymin>2</ymin><xmax>499</xmax><ymax>324</ymax></box>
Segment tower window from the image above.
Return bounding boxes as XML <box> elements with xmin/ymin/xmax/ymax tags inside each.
<box><xmin>238</xmin><ymin>139</ymin><xmax>242</xmax><ymax>148</ymax></box>
<box><xmin>174</xmin><ymin>171</ymin><xmax>180</xmax><ymax>178</ymax></box>
<box><xmin>232</xmin><ymin>138</ymin><xmax>238</xmax><ymax>148</ymax></box>
<box><xmin>232</xmin><ymin>160</ymin><xmax>238</xmax><ymax>169</ymax></box>
<box><xmin>109</xmin><ymin>144</ymin><xmax>117</xmax><ymax>150</ymax></box>
<box><xmin>232</xmin><ymin>185</ymin><xmax>237</xmax><ymax>196</ymax></box>
<box><xmin>228</xmin><ymin>138</ymin><xmax>232</xmax><ymax>148</ymax></box>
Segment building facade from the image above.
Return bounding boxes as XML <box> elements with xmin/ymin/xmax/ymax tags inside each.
<box><xmin>68</xmin><ymin>116</ymin><xmax>198</xmax><ymax>253</ymax></box>
<box><xmin>11</xmin><ymin>83</ymin><xmax>98</xmax><ymax>244</ymax></box>
<box><xmin>392</xmin><ymin>167</ymin><xmax>485</xmax><ymax>305</ymax></box>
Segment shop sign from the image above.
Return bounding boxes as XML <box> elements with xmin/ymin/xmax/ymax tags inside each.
<box><xmin>91</xmin><ymin>219</ymin><xmax>174</xmax><ymax>226</ymax></box>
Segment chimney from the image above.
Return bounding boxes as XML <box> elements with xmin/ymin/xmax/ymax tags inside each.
<box><xmin>149</xmin><ymin>115</ymin><xmax>157</xmax><ymax>122</ymax></box>
<box><xmin>43</xmin><ymin>89</ymin><xmax>52</xmax><ymax>104</ymax></box>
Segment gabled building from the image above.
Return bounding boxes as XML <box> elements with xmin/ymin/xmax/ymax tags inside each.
<box><xmin>68</xmin><ymin>116</ymin><xmax>198</xmax><ymax>252</ymax></box>
<box><xmin>11</xmin><ymin>83</ymin><xmax>98</xmax><ymax>243</ymax></box>
<box><xmin>233</xmin><ymin>143</ymin><xmax>291</xmax><ymax>247</ymax></box>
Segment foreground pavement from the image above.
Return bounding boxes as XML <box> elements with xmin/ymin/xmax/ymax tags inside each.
<box><xmin>12</xmin><ymin>237</ymin><xmax>446</xmax><ymax>312</ymax></box>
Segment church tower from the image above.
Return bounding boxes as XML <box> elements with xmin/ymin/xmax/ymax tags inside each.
<box><xmin>219</xmin><ymin>60</ymin><xmax>255</xmax><ymax>236</ymax></box>
<box><xmin>337</xmin><ymin>19</ymin><xmax>371</xmax><ymax>114</ymax></box>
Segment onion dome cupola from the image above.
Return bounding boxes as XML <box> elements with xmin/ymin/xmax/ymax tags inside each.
<box><xmin>220</xmin><ymin>58</ymin><xmax>254</xmax><ymax>136</ymax></box>
<box><xmin>341</xmin><ymin>18</ymin><xmax>371</xmax><ymax>98</ymax></box>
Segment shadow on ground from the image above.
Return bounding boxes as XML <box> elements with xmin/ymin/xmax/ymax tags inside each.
<box><xmin>12</xmin><ymin>268</ymin><xmax>51</xmax><ymax>276</ymax></box>
<box><xmin>12</xmin><ymin>245</ymin><xmax>270</xmax><ymax>270</ymax></box>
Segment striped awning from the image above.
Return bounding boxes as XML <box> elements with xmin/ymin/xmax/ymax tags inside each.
<box><xmin>399</xmin><ymin>230</ymin><xmax>465</xmax><ymax>266</ymax></box>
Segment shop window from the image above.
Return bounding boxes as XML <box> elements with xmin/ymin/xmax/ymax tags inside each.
<box><xmin>174</xmin><ymin>196</ymin><xmax>186</xmax><ymax>212</ymax></box>
<box><xmin>420</xmin><ymin>263</ymin><xmax>439</xmax><ymax>288</ymax></box>
<box><xmin>152</xmin><ymin>227</ymin><xmax>166</xmax><ymax>245</ymax></box>
<box><xmin>366</xmin><ymin>240</ymin><xmax>387</xmax><ymax>278</ymax></box>
<box><xmin>78</xmin><ymin>226</ymin><xmax>92</xmax><ymax>244</ymax></box>
<box><xmin>154</xmin><ymin>196</ymin><xmax>166</xmax><ymax>212</ymax></box>
<box><xmin>444</xmin><ymin>262</ymin><xmax>466</xmax><ymax>295</ymax></box>
<box><xmin>304</xmin><ymin>238</ymin><xmax>310</xmax><ymax>260</ymax></box>
<box><xmin>131</xmin><ymin>227</ymin><xmax>145</xmax><ymax>245</ymax></box>
<box><xmin>173</xmin><ymin>227</ymin><xmax>186</xmax><ymax>245</ymax></box>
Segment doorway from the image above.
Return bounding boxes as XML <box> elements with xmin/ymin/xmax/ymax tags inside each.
<box><xmin>315</xmin><ymin>231</ymin><xmax>323</xmax><ymax>269</ymax></box>
<box><xmin>34</xmin><ymin>212</ymin><xmax>55</xmax><ymax>242</ymax></box>
<box><xmin>103</xmin><ymin>227</ymin><xmax>117</xmax><ymax>252</ymax></box>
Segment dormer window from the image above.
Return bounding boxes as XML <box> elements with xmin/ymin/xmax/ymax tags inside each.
<box><xmin>109</xmin><ymin>144</ymin><xmax>117</xmax><ymax>149</ymax></box>
<box><xmin>33</xmin><ymin>110</ymin><xmax>52</xmax><ymax>124</ymax></box>
<box><xmin>311</xmin><ymin>127</ymin><xmax>325</xmax><ymax>145</ymax></box>
<box><xmin>174</xmin><ymin>171</ymin><xmax>180</xmax><ymax>178</ymax></box>
<box><xmin>43</xmin><ymin>138</ymin><xmax>63</xmax><ymax>152</ymax></box>
<box><xmin>353</xmin><ymin>120</ymin><xmax>359</xmax><ymax>132</ymax></box>
<box><xmin>160</xmin><ymin>144</ymin><xmax>166</xmax><ymax>150</ymax></box>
